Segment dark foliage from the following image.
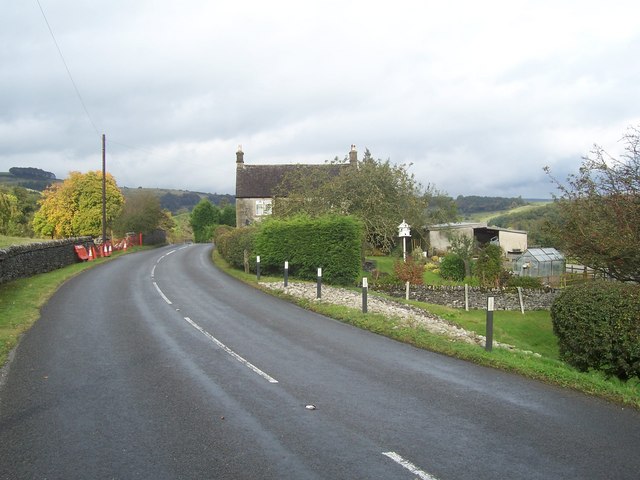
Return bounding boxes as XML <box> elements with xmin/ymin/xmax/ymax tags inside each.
<box><xmin>159</xmin><ymin>192</ymin><xmax>234</xmax><ymax>214</ymax></box>
<box><xmin>551</xmin><ymin>281</ymin><xmax>640</xmax><ymax>380</ymax></box>
<box><xmin>439</xmin><ymin>253</ymin><xmax>466</xmax><ymax>281</ymax></box>
<box><xmin>216</xmin><ymin>226</ymin><xmax>257</xmax><ymax>270</ymax></box>
<box><xmin>9</xmin><ymin>167</ymin><xmax>56</xmax><ymax>180</ymax></box>
<box><xmin>506</xmin><ymin>275</ymin><xmax>543</xmax><ymax>288</ymax></box>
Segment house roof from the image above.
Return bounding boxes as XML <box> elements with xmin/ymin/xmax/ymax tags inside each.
<box><xmin>235</xmin><ymin>163</ymin><xmax>346</xmax><ymax>198</ymax></box>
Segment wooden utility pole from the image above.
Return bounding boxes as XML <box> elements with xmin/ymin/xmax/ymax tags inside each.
<box><xmin>102</xmin><ymin>133</ymin><xmax>107</xmax><ymax>243</ymax></box>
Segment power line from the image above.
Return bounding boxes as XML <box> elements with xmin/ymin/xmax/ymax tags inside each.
<box><xmin>35</xmin><ymin>0</ymin><xmax>100</xmax><ymax>136</ymax></box>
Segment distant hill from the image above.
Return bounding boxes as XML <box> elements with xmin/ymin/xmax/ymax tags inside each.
<box><xmin>0</xmin><ymin>169</ymin><xmax>60</xmax><ymax>191</ymax></box>
<box><xmin>121</xmin><ymin>187</ymin><xmax>234</xmax><ymax>214</ymax></box>
<box><xmin>487</xmin><ymin>202</ymin><xmax>559</xmax><ymax>248</ymax></box>
<box><xmin>455</xmin><ymin>195</ymin><xmax>528</xmax><ymax>216</ymax></box>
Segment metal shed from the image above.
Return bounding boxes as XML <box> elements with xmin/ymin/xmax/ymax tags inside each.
<box><xmin>513</xmin><ymin>248</ymin><xmax>565</xmax><ymax>278</ymax></box>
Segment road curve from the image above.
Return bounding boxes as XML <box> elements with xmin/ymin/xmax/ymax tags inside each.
<box><xmin>1</xmin><ymin>244</ymin><xmax>639</xmax><ymax>479</ymax></box>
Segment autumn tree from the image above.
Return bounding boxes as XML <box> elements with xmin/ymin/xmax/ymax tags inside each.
<box><xmin>273</xmin><ymin>149</ymin><xmax>456</xmax><ymax>253</ymax></box>
<box><xmin>545</xmin><ymin>125</ymin><xmax>640</xmax><ymax>282</ymax></box>
<box><xmin>32</xmin><ymin>171</ymin><xmax>124</xmax><ymax>238</ymax></box>
<box><xmin>114</xmin><ymin>190</ymin><xmax>165</xmax><ymax>235</ymax></box>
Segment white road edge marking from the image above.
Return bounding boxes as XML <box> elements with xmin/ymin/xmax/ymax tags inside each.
<box><xmin>153</xmin><ymin>282</ymin><xmax>172</xmax><ymax>305</ymax></box>
<box><xmin>382</xmin><ymin>451</ymin><xmax>439</xmax><ymax>480</ymax></box>
<box><xmin>184</xmin><ymin>317</ymin><xmax>278</xmax><ymax>384</ymax></box>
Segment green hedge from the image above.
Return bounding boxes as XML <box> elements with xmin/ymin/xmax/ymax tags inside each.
<box><xmin>215</xmin><ymin>226</ymin><xmax>257</xmax><ymax>270</ymax></box>
<box><xmin>254</xmin><ymin>215</ymin><xmax>363</xmax><ymax>285</ymax></box>
<box><xmin>506</xmin><ymin>275</ymin><xmax>543</xmax><ymax>289</ymax></box>
<box><xmin>551</xmin><ymin>281</ymin><xmax>640</xmax><ymax>380</ymax></box>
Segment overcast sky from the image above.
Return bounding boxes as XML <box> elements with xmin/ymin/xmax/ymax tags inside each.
<box><xmin>2</xmin><ymin>1</ymin><xmax>639</xmax><ymax>199</ymax></box>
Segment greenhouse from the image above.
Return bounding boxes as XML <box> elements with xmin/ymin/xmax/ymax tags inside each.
<box><xmin>513</xmin><ymin>248</ymin><xmax>565</xmax><ymax>279</ymax></box>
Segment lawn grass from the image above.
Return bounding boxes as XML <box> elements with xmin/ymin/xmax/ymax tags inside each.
<box><xmin>0</xmin><ymin>247</ymin><xmax>146</xmax><ymax>368</ymax></box>
<box><xmin>213</xmin><ymin>251</ymin><xmax>640</xmax><ymax>409</ymax></box>
<box><xmin>405</xmin><ymin>301</ymin><xmax>558</xmax><ymax>359</ymax></box>
<box><xmin>0</xmin><ymin>235</ymin><xmax>47</xmax><ymax>248</ymax></box>
<box><xmin>367</xmin><ymin>255</ymin><xmax>477</xmax><ymax>286</ymax></box>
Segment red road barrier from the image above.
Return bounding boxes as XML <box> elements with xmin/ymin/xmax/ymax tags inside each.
<box><xmin>74</xmin><ymin>245</ymin><xmax>89</xmax><ymax>261</ymax></box>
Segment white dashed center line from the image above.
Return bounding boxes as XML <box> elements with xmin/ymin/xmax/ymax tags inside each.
<box><xmin>151</xmin><ymin>248</ymin><xmax>277</xmax><ymax>384</ymax></box>
<box><xmin>382</xmin><ymin>451</ymin><xmax>440</xmax><ymax>480</ymax></box>
<box><xmin>183</xmin><ymin>317</ymin><xmax>278</xmax><ymax>384</ymax></box>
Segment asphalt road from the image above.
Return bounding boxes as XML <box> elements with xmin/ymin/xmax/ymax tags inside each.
<box><xmin>1</xmin><ymin>244</ymin><xmax>639</xmax><ymax>479</ymax></box>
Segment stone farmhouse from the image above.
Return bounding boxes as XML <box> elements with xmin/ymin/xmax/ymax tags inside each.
<box><xmin>235</xmin><ymin>145</ymin><xmax>358</xmax><ymax>226</ymax></box>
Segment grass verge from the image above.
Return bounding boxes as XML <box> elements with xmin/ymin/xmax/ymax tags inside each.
<box><xmin>0</xmin><ymin>247</ymin><xmax>147</xmax><ymax>368</ymax></box>
<box><xmin>0</xmin><ymin>235</ymin><xmax>49</xmax><ymax>248</ymax></box>
<box><xmin>213</xmin><ymin>251</ymin><xmax>640</xmax><ymax>410</ymax></box>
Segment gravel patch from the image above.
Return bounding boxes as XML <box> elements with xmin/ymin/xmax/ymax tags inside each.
<box><xmin>261</xmin><ymin>281</ymin><xmax>542</xmax><ymax>357</ymax></box>
<box><xmin>260</xmin><ymin>281</ymin><xmax>515</xmax><ymax>349</ymax></box>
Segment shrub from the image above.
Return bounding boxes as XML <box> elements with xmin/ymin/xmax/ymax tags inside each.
<box><xmin>254</xmin><ymin>215</ymin><xmax>362</xmax><ymax>285</ymax></box>
<box><xmin>394</xmin><ymin>258</ymin><xmax>424</xmax><ymax>285</ymax></box>
<box><xmin>551</xmin><ymin>281</ymin><xmax>640</xmax><ymax>380</ymax></box>
<box><xmin>216</xmin><ymin>226</ymin><xmax>257</xmax><ymax>270</ymax></box>
<box><xmin>369</xmin><ymin>271</ymin><xmax>399</xmax><ymax>290</ymax></box>
<box><xmin>506</xmin><ymin>275</ymin><xmax>543</xmax><ymax>289</ymax></box>
<box><xmin>440</xmin><ymin>253</ymin><xmax>465</xmax><ymax>281</ymax></box>
<box><xmin>213</xmin><ymin>224</ymin><xmax>233</xmax><ymax>244</ymax></box>
<box><xmin>475</xmin><ymin>244</ymin><xmax>505</xmax><ymax>287</ymax></box>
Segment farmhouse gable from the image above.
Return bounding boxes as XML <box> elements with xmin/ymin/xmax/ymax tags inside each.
<box><xmin>235</xmin><ymin>145</ymin><xmax>357</xmax><ymax>226</ymax></box>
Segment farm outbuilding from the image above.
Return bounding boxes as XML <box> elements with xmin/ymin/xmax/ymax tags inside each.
<box><xmin>426</xmin><ymin>222</ymin><xmax>528</xmax><ymax>258</ymax></box>
<box><xmin>513</xmin><ymin>248</ymin><xmax>565</xmax><ymax>279</ymax></box>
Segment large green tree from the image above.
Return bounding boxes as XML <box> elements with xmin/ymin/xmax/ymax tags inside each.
<box><xmin>0</xmin><ymin>190</ymin><xmax>20</xmax><ymax>235</ymax></box>
<box><xmin>0</xmin><ymin>186</ymin><xmax>39</xmax><ymax>236</ymax></box>
<box><xmin>190</xmin><ymin>199</ymin><xmax>220</xmax><ymax>243</ymax></box>
<box><xmin>32</xmin><ymin>171</ymin><xmax>124</xmax><ymax>238</ymax></box>
<box><xmin>545</xmin><ymin>125</ymin><xmax>640</xmax><ymax>282</ymax></box>
<box><xmin>273</xmin><ymin>149</ymin><xmax>456</xmax><ymax>253</ymax></box>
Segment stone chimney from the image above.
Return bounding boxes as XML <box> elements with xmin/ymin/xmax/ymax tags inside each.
<box><xmin>236</xmin><ymin>145</ymin><xmax>244</xmax><ymax>165</ymax></box>
<box><xmin>349</xmin><ymin>144</ymin><xmax>357</xmax><ymax>166</ymax></box>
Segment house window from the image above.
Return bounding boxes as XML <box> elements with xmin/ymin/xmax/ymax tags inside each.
<box><xmin>255</xmin><ymin>199</ymin><xmax>272</xmax><ymax>216</ymax></box>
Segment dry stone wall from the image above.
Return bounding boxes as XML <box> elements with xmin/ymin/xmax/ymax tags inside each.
<box><xmin>374</xmin><ymin>284</ymin><xmax>559</xmax><ymax>310</ymax></box>
<box><xmin>0</xmin><ymin>237</ymin><xmax>92</xmax><ymax>285</ymax></box>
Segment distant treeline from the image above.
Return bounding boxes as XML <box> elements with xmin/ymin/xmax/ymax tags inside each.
<box><xmin>9</xmin><ymin>167</ymin><xmax>56</xmax><ymax>180</ymax></box>
<box><xmin>159</xmin><ymin>191</ymin><xmax>235</xmax><ymax>214</ymax></box>
<box><xmin>1</xmin><ymin>168</ymin><xmax>58</xmax><ymax>191</ymax></box>
<box><xmin>455</xmin><ymin>195</ymin><xmax>527</xmax><ymax>214</ymax></box>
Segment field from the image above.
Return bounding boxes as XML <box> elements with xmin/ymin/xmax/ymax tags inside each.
<box><xmin>466</xmin><ymin>200</ymin><xmax>551</xmax><ymax>223</ymax></box>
